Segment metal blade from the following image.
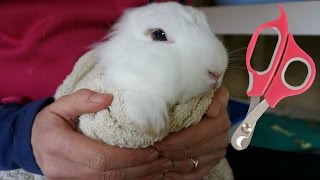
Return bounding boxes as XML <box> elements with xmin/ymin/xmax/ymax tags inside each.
<box><xmin>231</xmin><ymin>99</ymin><xmax>269</xmax><ymax>150</ymax></box>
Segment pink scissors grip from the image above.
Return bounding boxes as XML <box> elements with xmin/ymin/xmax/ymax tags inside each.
<box><xmin>264</xmin><ymin>34</ymin><xmax>316</xmax><ymax>108</ymax></box>
<box><xmin>246</xmin><ymin>4</ymin><xmax>288</xmax><ymax>97</ymax></box>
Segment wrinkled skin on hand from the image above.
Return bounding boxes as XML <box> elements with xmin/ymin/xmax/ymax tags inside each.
<box><xmin>157</xmin><ymin>86</ymin><xmax>231</xmax><ymax>180</ymax></box>
<box><xmin>31</xmin><ymin>89</ymin><xmax>172</xmax><ymax>180</ymax></box>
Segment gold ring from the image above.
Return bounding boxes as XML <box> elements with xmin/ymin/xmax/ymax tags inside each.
<box><xmin>190</xmin><ymin>158</ymin><xmax>199</xmax><ymax>172</ymax></box>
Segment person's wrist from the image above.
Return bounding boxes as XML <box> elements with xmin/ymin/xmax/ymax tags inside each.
<box><xmin>19</xmin><ymin>98</ymin><xmax>54</xmax><ymax>174</ymax></box>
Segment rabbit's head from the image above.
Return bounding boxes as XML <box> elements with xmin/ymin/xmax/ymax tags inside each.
<box><xmin>97</xmin><ymin>2</ymin><xmax>228</xmax><ymax>105</ymax></box>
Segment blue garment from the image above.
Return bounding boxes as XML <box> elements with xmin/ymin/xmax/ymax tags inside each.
<box><xmin>0</xmin><ymin>98</ymin><xmax>54</xmax><ymax>175</ymax></box>
<box><xmin>228</xmin><ymin>99</ymin><xmax>249</xmax><ymax>126</ymax></box>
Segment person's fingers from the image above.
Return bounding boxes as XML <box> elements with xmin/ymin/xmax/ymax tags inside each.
<box><xmin>132</xmin><ymin>173</ymin><xmax>165</xmax><ymax>180</ymax></box>
<box><xmin>35</xmin><ymin>89</ymin><xmax>159</xmax><ymax>171</ymax></box>
<box><xmin>118</xmin><ymin>158</ymin><xmax>172</xmax><ymax>179</ymax></box>
<box><xmin>41</xmin><ymin>157</ymin><xmax>98</xmax><ymax>179</ymax></box>
<box><xmin>159</xmin><ymin>132</ymin><xmax>228</xmax><ymax>160</ymax></box>
<box><xmin>49</xmin><ymin>89</ymin><xmax>113</xmax><ymax>124</ymax></box>
<box><xmin>167</xmin><ymin>154</ymin><xmax>220</xmax><ymax>174</ymax></box>
<box><xmin>164</xmin><ymin>165</ymin><xmax>213</xmax><ymax>180</ymax></box>
<box><xmin>156</xmin><ymin>112</ymin><xmax>230</xmax><ymax>151</ymax></box>
<box><xmin>87</xmin><ymin>158</ymin><xmax>171</xmax><ymax>180</ymax></box>
<box><xmin>206</xmin><ymin>86</ymin><xmax>229</xmax><ymax>118</ymax></box>
<box><xmin>48</xmin><ymin>126</ymin><xmax>159</xmax><ymax>171</ymax></box>
<box><xmin>156</xmin><ymin>87</ymin><xmax>230</xmax><ymax>152</ymax></box>
<box><xmin>33</xmin><ymin>88</ymin><xmax>175</xmax><ymax>179</ymax></box>
<box><xmin>44</xmin><ymin>158</ymin><xmax>171</xmax><ymax>180</ymax></box>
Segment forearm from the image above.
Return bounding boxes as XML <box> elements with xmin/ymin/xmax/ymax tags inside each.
<box><xmin>0</xmin><ymin>98</ymin><xmax>54</xmax><ymax>174</ymax></box>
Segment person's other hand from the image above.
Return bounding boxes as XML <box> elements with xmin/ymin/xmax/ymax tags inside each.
<box><xmin>32</xmin><ymin>89</ymin><xmax>172</xmax><ymax>180</ymax></box>
<box><xmin>156</xmin><ymin>86</ymin><xmax>231</xmax><ymax>180</ymax></box>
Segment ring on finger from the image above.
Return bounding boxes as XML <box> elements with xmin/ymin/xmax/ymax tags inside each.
<box><xmin>190</xmin><ymin>158</ymin><xmax>199</xmax><ymax>172</ymax></box>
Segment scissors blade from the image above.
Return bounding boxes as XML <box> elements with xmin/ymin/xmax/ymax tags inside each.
<box><xmin>247</xmin><ymin>96</ymin><xmax>261</xmax><ymax>115</ymax></box>
<box><xmin>231</xmin><ymin>99</ymin><xmax>270</xmax><ymax>150</ymax></box>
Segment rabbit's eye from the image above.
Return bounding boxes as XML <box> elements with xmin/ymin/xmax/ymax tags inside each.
<box><xmin>151</xmin><ymin>29</ymin><xmax>167</xmax><ymax>41</ymax></box>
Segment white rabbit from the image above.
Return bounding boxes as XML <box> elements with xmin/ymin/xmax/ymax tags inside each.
<box><xmin>95</xmin><ymin>2</ymin><xmax>229</xmax><ymax>137</ymax></box>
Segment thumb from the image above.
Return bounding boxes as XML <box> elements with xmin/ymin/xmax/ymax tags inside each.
<box><xmin>206</xmin><ymin>86</ymin><xmax>229</xmax><ymax>118</ymax></box>
<box><xmin>49</xmin><ymin>89</ymin><xmax>113</xmax><ymax>123</ymax></box>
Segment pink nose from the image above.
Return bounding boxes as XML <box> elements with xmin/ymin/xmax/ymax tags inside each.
<box><xmin>208</xmin><ymin>71</ymin><xmax>220</xmax><ymax>80</ymax></box>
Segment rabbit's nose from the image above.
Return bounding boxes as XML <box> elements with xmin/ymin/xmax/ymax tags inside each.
<box><xmin>208</xmin><ymin>70</ymin><xmax>221</xmax><ymax>80</ymax></box>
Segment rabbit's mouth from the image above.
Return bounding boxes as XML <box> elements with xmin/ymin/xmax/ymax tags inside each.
<box><xmin>207</xmin><ymin>70</ymin><xmax>224</xmax><ymax>90</ymax></box>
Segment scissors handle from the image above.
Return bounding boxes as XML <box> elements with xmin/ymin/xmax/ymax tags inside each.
<box><xmin>264</xmin><ymin>34</ymin><xmax>316</xmax><ymax>108</ymax></box>
<box><xmin>246</xmin><ymin>4</ymin><xmax>288</xmax><ymax>97</ymax></box>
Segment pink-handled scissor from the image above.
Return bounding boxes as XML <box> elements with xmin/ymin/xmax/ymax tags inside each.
<box><xmin>231</xmin><ymin>4</ymin><xmax>316</xmax><ymax>151</ymax></box>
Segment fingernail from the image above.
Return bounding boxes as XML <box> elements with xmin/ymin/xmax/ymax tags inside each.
<box><xmin>208</xmin><ymin>100</ymin><xmax>221</xmax><ymax>117</ymax></box>
<box><xmin>146</xmin><ymin>151</ymin><xmax>159</xmax><ymax>161</ymax></box>
<box><xmin>89</xmin><ymin>93</ymin><xmax>111</xmax><ymax>103</ymax></box>
<box><xmin>212</xmin><ymin>101</ymin><xmax>222</xmax><ymax>116</ymax></box>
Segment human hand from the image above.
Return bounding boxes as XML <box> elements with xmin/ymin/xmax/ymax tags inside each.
<box><xmin>156</xmin><ymin>86</ymin><xmax>231</xmax><ymax>180</ymax></box>
<box><xmin>31</xmin><ymin>89</ymin><xmax>172</xmax><ymax>180</ymax></box>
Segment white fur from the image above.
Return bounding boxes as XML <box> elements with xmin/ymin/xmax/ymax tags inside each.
<box><xmin>96</xmin><ymin>2</ymin><xmax>228</xmax><ymax>136</ymax></box>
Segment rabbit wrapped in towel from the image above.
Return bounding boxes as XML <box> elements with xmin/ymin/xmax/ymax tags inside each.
<box><xmin>55</xmin><ymin>2</ymin><xmax>233</xmax><ymax>180</ymax></box>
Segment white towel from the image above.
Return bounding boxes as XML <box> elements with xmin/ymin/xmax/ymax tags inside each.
<box><xmin>54</xmin><ymin>50</ymin><xmax>234</xmax><ymax>180</ymax></box>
